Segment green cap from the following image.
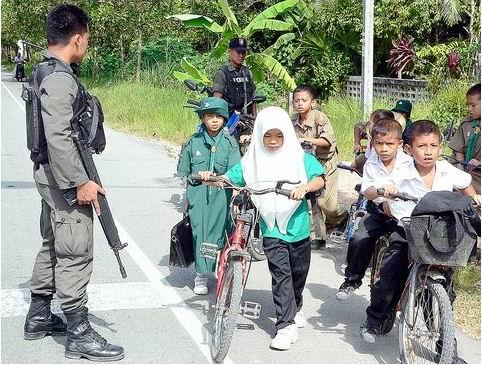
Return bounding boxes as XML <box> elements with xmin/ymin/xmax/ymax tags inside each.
<box><xmin>195</xmin><ymin>97</ymin><xmax>229</xmax><ymax>120</ymax></box>
<box><xmin>392</xmin><ymin>99</ymin><xmax>412</xmax><ymax>116</ymax></box>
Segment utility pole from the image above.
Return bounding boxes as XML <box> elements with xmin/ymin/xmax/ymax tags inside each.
<box><xmin>361</xmin><ymin>0</ymin><xmax>374</xmax><ymax>120</ymax></box>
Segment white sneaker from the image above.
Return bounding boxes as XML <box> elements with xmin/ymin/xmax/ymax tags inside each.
<box><xmin>270</xmin><ymin>324</ymin><xmax>298</xmax><ymax>350</ymax></box>
<box><xmin>193</xmin><ymin>273</ymin><xmax>208</xmax><ymax>295</ymax></box>
<box><xmin>294</xmin><ymin>310</ymin><xmax>307</xmax><ymax>328</ymax></box>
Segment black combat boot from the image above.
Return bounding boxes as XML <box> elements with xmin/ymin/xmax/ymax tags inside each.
<box><xmin>64</xmin><ymin>307</ymin><xmax>124</xmax><ymax>362</ymax></box>
<box><xmin>24</xmin><ymin>293</ymin><xmax>67</xmax><ymax>340</ymax></box>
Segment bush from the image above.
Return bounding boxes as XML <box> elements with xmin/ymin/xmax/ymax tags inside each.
<box><xmin>428</xmin><ymin>80</ymin><xmax>470</xmax><ymax>130</ymax></box>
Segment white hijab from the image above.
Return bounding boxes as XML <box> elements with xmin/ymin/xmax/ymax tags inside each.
<box><xmin>241</xmin><ymin>106</ymin><xmax>308</xmax><ymax>234</ymax></box>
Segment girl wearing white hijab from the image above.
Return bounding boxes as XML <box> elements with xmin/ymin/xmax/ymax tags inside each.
<box><xmin>218</xmin><ymin>106</ymin><xmax>325</xmax><ymax>350</ymax></box>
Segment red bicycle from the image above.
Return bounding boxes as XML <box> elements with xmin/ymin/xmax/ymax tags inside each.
<box><xmin>191</xmin><ymin>175</ymin><xmax>294</xmax><ymax>363</ymax></box>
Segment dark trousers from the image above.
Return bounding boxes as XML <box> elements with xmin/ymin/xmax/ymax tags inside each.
<box><xmin>366</xmin><ymin>226</ymin><xmax>409</xmax><ymax>328</ymax></box>
<box><xmin>263</xmin><ymin>237</ymin><xmax>311</xmax><ymax>330</ymax></box>
<box><xmin>345</xmin><ymin>203</ymin><xmax>398</xmax><ymax>283</ymax></box>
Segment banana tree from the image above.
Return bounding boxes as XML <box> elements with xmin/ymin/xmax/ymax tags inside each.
<box><xmin>167</xmin><ymin>0</ymin><xmax>311</xmax><ymax>90</ymax></box>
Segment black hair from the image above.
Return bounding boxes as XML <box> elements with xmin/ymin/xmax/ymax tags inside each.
<box><xmin>47</xmin><ymin>4</ymin><xmax>89</xmax><ymax>46</ymax></box>
<box><xmin>371</xmin><ymin>118</ymin><xmax>402</xmax><ymax>139</ymax></box>
<box><xmin>467</xmin><ymin>83</ymin><xmax>481</xmax><ymax>98</ymax></box>
<box><xmin>404</xmin><ymin>119</ymin><xmax>442</xmax><ymax>145</ymax></box>
<box><xmin>370</xmin><ymin>109</ymin><xmax>394</xmax><ymax>124</ymax></box>
<box><xmin>293</xmin><ymin>84</ymin><xmax>317</xmax><ymax>100</ymax></box>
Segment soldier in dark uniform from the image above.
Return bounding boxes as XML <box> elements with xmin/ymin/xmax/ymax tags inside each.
<box><xmin>213</xmin><ymin>37</ymin><xmax>257</xmax><ymax>144</ymax></box>
<box><xmin>213</xmin><ymin>37</ymin><xmax>256</xmax><ymax>115</ymax></box>
<box><xmin>23</xmin><ymin>4</ymin><xmax>124</xmax><ymax>361</ymax></box>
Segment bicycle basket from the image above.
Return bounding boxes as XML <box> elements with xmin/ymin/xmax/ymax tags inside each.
<box><xmin>401</xmin><ymin>215</ymin><xmax>476</xmax><ymax>267</ymax></box>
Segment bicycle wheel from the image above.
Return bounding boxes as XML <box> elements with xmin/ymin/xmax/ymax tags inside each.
<box><xmin>211</xmin><ymin>259</ymin><xmax>243</xmax><ymax>363</ymax></box>
<box><xmin>399</xmin><ymin>278</ymin><xmax>455</xmax><ymax>364</ymax></box>
<box><xmin>370</xmin><ymin>236</ymin><xmax>388</xmax><ymax>287</ymax></box>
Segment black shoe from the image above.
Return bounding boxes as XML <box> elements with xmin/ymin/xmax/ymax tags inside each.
<box><xmin>311</xmin><ymin>239</ymin><xmax>326</xmax><ymax>249</ymax></box>
<box><xmin>64</xmin><ymin>308</ymin><xmax>124</xmax><ymax>362</ymax></box>
<box><xmin>24</xmin><ymin>293</ymin><xmax>67</xmax><ymax>340</ymax></box>
<box><xmin>336</xmin><ymin>280</ymin><xmax>361</xmax><ymax>300</ymax></box>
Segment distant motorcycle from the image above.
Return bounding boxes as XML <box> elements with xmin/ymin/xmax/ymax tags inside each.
<box><xmin>14</xmin><ymin>60</ymin><xmax>26</xmax><ymax>82</ymax></box>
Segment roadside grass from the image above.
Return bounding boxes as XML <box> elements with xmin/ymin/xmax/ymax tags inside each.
<box><xmin>453</xmin><ymin>263</ymin><xmax>481</xmax><ymax>339</ymax></box>
<box><xmin>91</xmin><ymin>82</ymin><xmax>199</xmax><ymax>143</ymax></box>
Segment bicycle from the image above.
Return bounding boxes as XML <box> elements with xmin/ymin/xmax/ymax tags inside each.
<box><xmin>330</xmin><ymin>164</ymin><xmax>367</xmax><ymax>244</ymax></box>
<box><xmin>191</xmin><ymin>174</ymin><xmax>295</xmax><ymax>363</ymax></box>
<box><xmin>370</xmin><ymin>190</ymin><xmax>479</xmax><ymax>363</ymax></box>
<box><xmin>442</xmin><ymin>155</ymin><xmax>481</xmax><ymax>175</ymax></box>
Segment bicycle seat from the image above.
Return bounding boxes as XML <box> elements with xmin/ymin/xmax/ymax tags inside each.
<box><xmin>355</xmin><ymin>183</ymin><xmax>362</xmax><ymax>193</ymax></box>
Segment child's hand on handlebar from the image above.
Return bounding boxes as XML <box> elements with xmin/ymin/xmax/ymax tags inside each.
<box><xmin>290</xmin><ymin>184</ymin><xmax>309</xmax><ymax>200</ymax></box>
<box><xmin>380</xmin><ymin>185</ymin><xmax>398</xmax><ymax>198</ymax></box>
<box><xmin>467</xmin><ymin>159</ymin><xmax>481</xmax><ymax>171</ymax></box>
<box><xmin>199</xmin><ymin>171</ymin><xmax>216</xmax><ymax>181</ymax></box>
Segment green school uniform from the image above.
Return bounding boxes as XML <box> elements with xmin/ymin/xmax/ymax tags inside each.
<box><xmin>226</xmin><ymin>153</ymin><xmax>325</xmax><ymax>243</ymax></box>
<box><xmin>178</xmin><ymin>128</ymin><xmax>241</xmax><ymax>272</ymax></box>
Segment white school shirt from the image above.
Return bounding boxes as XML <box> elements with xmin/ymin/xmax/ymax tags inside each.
<box><xmin>360</xmin><ymin>149</ymin><xmax>413</xmax><ymax>204</ymax></box>
<box><xmin>388</xmin><ymin>160</ymin><xmax>472</xmax><ymax>221</ymax></box>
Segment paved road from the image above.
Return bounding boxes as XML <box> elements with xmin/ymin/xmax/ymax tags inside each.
<box><xmin>1</xmin><ymin>69</ymin><xmax>480</xmax><ymax>364</ymax></box>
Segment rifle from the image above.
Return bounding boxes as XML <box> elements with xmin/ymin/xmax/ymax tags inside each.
<box><xmin>63</xmin><ymin>132</ymin><xmax>128</xmax><ymax>278</ymax></box>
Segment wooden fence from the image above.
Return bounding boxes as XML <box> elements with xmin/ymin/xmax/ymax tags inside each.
<box><xmin>343</xmin><ymin>76</ymin><xmax>429</xmax><ymax>102</ymax></box>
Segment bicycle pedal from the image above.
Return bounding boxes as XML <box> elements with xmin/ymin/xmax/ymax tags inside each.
<box><xmin>250</xmin><ymin>237</ymin><xmax>264</xmax><ymax>253</ymax></box>
<box><xmin>200</xmin><ymin>242</ymin><xmax>218</xmax><ymax>260</ymax></box>
<box><xmin>236</xmin><ymin>323</ymin><xmax>255</xmax><ymax>330</ymax></box>
<box><xmin>241</xmin><ymin>301</ymin><xmax>261</xmax><ymax>319</ymax></box>
<box><xmin>330</xmin><ymin>230</ymin><xmax>345</xmax><ymax>244</ymax></box>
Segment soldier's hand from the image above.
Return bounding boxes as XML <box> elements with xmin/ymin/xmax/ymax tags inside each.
<box><xmin>77</xmin><ymin>181</ymin><xmax>106</xmax><ymax>215</ymax></box>
<box><xmin>239</xmin><ymin>135</ymin><xmax>252</xmax><ymax>144</ymax></box>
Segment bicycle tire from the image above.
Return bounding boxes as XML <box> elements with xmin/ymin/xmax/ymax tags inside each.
<box><xmin>399</xmin><ymin>279</ymin><xmax>455</xmax><ymax>364</ymax></box>
<box><xmin>370</xmin><ymin>237</ymin><xmax>389</xmax><ymax>287</ymax></box>
<box><xmin>211</xmin><ymin>259</ymin><xmax>243</xmax><ymax>363</ymax></box>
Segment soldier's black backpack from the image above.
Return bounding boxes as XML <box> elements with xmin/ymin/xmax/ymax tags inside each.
<box><xmin>21</xmin><ymin>57</ymin><xmax>106</xmax><ymax>164</ymax></box>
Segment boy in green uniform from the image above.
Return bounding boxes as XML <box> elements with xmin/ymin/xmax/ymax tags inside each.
<box><xmin>449</xmin><ymin>83</ymin><xmax>481</xmax><ymax>194</ymax></box>
<box><xmin>292</xmin><ymin>85</ymin><xmax>347</xmax><ymax>248</ymax></box>
<box><xmin>177</xmin><ymin>97</ymin><xmax>241</xmax><ymax>294</ymax></box>
<box><xmin>218</xmin><ymin>106</ymin><xmax>325</xmax><ymax>350</ymax></box>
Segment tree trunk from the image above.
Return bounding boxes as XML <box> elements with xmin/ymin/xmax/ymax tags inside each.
<box><xmin>469</xmin><ymin>0</ymin><xmax>475</xmax><ymax>43</ymax></box>
<box><xmin>120</xmin><ymin>36</ymin><xmax>124</xmax><ymax>80</ymax></box>
<box><xmin>136</xmin><ymin>31</ymin><xmax>142</xmax><ymax>82</ymax></box>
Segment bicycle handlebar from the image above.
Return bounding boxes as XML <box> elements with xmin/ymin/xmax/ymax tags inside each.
<box><xmin>442</xmin><ymin>155</ymin><xmax>481</xmax><ymax>171</ymax></box>
<box><xmin>188</xmin><ymin>174</ymin><xmax>294</xmax><ymax>198</ymax></box>
<box><xmin>337</xmin><ymin>163</ymin><xmax>363</xmax><ymax>177</ymax></box>
<box><xmin>376</xmin><ymin>188</ymin><xmax>419</xmax><ymax>203</ymax></box>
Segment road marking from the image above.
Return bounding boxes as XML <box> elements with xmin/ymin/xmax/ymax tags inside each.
<box><xmin>1</xmin><ymin>81</ymin><xmax>26</xmax><ymax>113</ymax></box>
<box><xmin>116</xmin><ymin>220</ymin><xmax>233</xmax><ymax>364</ymax></box>
<box><xmin>2</xmin><ymin>282</ymin><xmax>166</xmax><ymax>317</ymax></box>
<box><xmin>1</xmin><ymin>77</ymin><xmax>231</xmax><ymax>364</ymax></box>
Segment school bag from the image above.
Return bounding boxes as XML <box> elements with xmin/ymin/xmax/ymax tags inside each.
<box><xmin>410</xmin><ymin>191</ymin><xmax>479</xmax><ymax>252</ymax></box>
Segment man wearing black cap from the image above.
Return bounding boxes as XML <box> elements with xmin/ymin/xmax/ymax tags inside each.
<box><xmin>213</xmin><ymin>37</ymin><xmax>257</xmax><ymax>117</ymax></box>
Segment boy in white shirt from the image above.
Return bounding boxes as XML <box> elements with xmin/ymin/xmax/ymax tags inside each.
<box><xmin>361</xmin><ymin>120</ymin><xmax>480</xmax><ymax>343</ymax></box>
<box><xmin>337</xmin><ymin>118</ymin><xmax>413</xmax><ymax>300</ymax></box>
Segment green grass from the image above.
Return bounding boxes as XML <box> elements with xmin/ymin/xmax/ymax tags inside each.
<box><xmin>90</xmin><ymin>81</ymin><xmax>468</xmax><ymax>162</ymax></box>
<box><xmin>92</xmin><ymin>82</ymin><xmax>200</xmax><ymax>143</ymax></box>
<box><xmin>453</xmin><ymin>263</ymin><xmax>481</xmax><ymax>339</ymax></box>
